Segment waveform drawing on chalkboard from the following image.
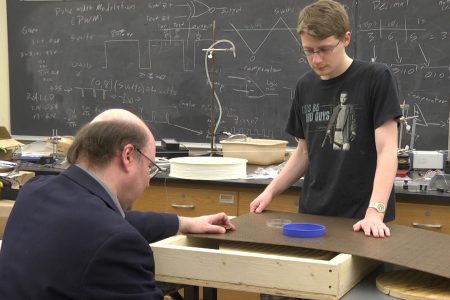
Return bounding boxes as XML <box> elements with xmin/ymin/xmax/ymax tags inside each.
<box><xmin>148</xmin><ymin>40</ymin><xmax>190</xmax><ymax>71</ymax></box>
<box><xmin>103</xmin><ymin>40</ymin><xmax>151</xmax><ymax>70</ymax></box>
<box><xmin>103</xmin><ymin>39</ymin><xmax>192</xmax><ymax>71</ymax></box>
<box><xmin>73</xmin><ymin>87</ymin><xmax>107</xmax><ymax>100</ymax></box>
<box><xmin>229</xmin><ymin>17</ymin><xmax>300</xmax><ymax>58</ymax></box>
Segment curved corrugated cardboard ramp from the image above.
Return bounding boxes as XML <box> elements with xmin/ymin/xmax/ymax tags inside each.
<box><xmin>189</xmin><ymin>211</ymin><xmax>450</xmax><ymax>279</ymax></box>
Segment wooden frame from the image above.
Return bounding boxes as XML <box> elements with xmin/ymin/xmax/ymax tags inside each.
<box><xmin>152</xmin><ymin>235</ymin><xmax>379</xmax><ymax>300</ymax></box>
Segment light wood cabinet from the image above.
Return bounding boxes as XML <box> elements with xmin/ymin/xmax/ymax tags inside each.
<box><xmin>134</xmin><ymin>182</ymin><xmax>299</xmax><ymax>216</ymax></box>
<box><xmin>133</xmin><ymin>184</ymin><xmax>168</xmax><ymax>213</ymax></box>
<box><xmin>133</xmin><ymin>182</ymin><xmax>238</xmax><ymax>217</ymax></box>
<box><xmin>164</xmin><ymin>186</ymin><xmax>237</xmax><ymax>217</ymax></box>
<box><xmin>238</xmin><ymin>191</ymin><xmax>299</xmax><ymax>215</ymax></box>
<box><xmin>393</xmin><ymin>201</ymin><xmax>450</xmax><ymax>235</ymax></box>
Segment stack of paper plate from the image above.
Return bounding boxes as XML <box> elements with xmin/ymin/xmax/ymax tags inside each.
<box><xmin>169</xmin><ymin>156</ymin><xmax>247</xmax><ymax>180</ymax></box>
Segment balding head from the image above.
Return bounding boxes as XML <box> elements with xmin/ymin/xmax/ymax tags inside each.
<box><xmin>66</xmin><ymin>109</ymin><xmax>155</xmax><ymax>166</ymax></box>
<box><xmin>93</xmin><ymin>109</ymin><xmax>141</xmax><ymax>123</ymax></box>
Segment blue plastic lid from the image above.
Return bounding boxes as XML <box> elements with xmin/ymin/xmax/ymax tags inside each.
<box><xmin>282</xmin><ymin>223</ymin><xmax>326</xmax><ymax>238</ymax></box>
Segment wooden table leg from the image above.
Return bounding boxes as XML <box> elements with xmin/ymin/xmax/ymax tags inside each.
<box><xmin>203</xmin><ymin>287</ymin><xmax>217</xmax><ymax>300</ymax></box>
<box><xmin>183</xmin><ymin>285</ymin><xmax>199</xmax><ymax>300</ymax></box>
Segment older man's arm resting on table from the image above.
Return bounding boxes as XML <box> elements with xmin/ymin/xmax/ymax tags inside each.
<box><xmin>126</xmin><ymin>211</ymin><xmax>236</xmax><ymax>243</ymax></box>
<box><xmin>179</xmin><ymin>212</ymin><xmax>235</xmax><ymax>233</ymax></box>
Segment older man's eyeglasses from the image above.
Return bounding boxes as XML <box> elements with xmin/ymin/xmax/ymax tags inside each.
<box><xmin>302</xmin><ymin>40</ymin><xmax>341</xmax><ymax>57</ymax></box>
<box><xmin>135</xmin><ymin>147</ymin><xmax>163</xmax><ymax>178</ymax></box>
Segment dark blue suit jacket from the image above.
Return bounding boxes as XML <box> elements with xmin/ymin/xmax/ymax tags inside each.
<box><xmin>0</xmin><ymin>165</ymin><xmax>179</xmax><ymax>300</ymax></box>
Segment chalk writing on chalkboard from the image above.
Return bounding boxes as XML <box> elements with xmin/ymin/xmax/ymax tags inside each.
<box><xmin>7</xmin><ymin>0</ymin><xmax>449</xmax><ymax>150</ymax></box>
<box><xmin>356</xmin><ymin>0</ymin><xmax>449</xmax><ymax>150</ymax></box>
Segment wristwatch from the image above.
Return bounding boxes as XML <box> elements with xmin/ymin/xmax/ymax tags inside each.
<box><xmin>368</xmin><ymin>202</ymin><xmax>386</xmax><ymax>213</ymax></box>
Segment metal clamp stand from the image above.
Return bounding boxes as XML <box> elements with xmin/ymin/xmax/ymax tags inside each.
<box><xmin>202</xmin><ymin>20</ymin><xmax>236</xmax><ymax>155</ymax></box>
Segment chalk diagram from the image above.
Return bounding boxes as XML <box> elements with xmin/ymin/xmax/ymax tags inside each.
<box><xmin>73</xmin><ymin>1</ymin><xmax>305</xmax><ymax>137</ymax></box>
<box><xmin>102</xmin><ymin>39</ymin><xmax>199</xmax><ymax>71</ymax></box>
<box><xmin>399</xmin><ymin>102</ymin><xmax>448</xmax><ymax>147</ymax></box>
<box><xmin>81</xmin><ymin>1</ymin><xmax>234</xmax><ymax>136</ymax></box>
<box><xmin>406</xmin><ymin>103</ymin><xmax>448</xmax><ymax>128</ymax></box>
<box><xmin>361</xmin><ymin>16</ymin><xmax>449</xmax><ymax>72</ymax></box>
<box><xmin>360</xmin><ymin>15</ymin><xmax>449</xmax><ymax>149</ymax></box>
<box><xmin>225</xmin><ymin>17</ymin><xmax>302</xmax><ymax>99</ymax></box>
<box><xmin>101</xmin><ymin>0</ymin><xmax>236</xmax><ymax>72</ymax></box>
<box><xmin>146</xmin><ymin>110</ymin><xmax>204</xmax><ymax>135</ymax></box>
<box><xmin>173</xmin><ymin>0</ymin><xmax>231</xmax><ymax>20</ymax></box>
<box><xmin>229</xmin><ymin>18</ymin><xmax>300</xmax><ymax>58</ymax></box>
<box><xmin>98</xmin><ymin>0</ymin><xmax>304</xmax><ymax>99</ymax></box>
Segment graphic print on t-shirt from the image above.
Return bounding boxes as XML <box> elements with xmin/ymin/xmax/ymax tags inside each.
<box><xmin>301</xmin><ymin>103</ymin><xmax>330</xmax><ymax>124</ymax></box>
<box><xmin>322</xmin><ymin>91</ymin><xmax>357</xmax><ymax>151</ymax></box>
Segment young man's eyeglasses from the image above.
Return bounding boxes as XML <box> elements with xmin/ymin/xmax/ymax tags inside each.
<box><xmin>135</xmin><ymin>147</ymin><xmax>163</xmax><ymax>178</ymax></box>
<box><xmin>302</xmin><ymin>40</ymin><xmax>341</xmax><ymax>57</ymax></box>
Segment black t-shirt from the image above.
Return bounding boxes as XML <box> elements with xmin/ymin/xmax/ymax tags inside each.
<box><xmin>286</xmin><ymin>60</ymin><xmax>402</xmax><ymax>221</ymax></box>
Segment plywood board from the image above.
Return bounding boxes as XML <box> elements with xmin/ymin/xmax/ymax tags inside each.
<box><xmin>0</xmin><ymin>200</ymin><xmax>15</xmax><ymax>238</ymax></box>
<box><xmin>376</xmin><ymin>270</ymin><xmax>450</xmax><ymax>299</ymax></box>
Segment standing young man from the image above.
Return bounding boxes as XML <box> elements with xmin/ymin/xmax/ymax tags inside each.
<box><xmin>251</xmin><ymin>0</ymin><xmax>401</xmax><ymax>239</ymax></box>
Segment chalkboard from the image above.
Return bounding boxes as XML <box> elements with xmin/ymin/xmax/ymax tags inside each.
<box><xmin>6</xmin><ymin>0</ymin><xmax>355</xmax><ymax>145</ymax></box>
<box><xmin>356</xmin><ymin>0</ymin><xmax>450</xmax><ymax>150</ymax></box>
<box><xmin>6</xmin><ymin>0</ymin><xmax>449</xmax><ymax>150</ymax></box>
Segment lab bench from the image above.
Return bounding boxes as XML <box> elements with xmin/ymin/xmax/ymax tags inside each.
<box><xmin>14</xmin><ymin>162</ymin><xmax>450</xmax><ymax>235</ymax></box>
<box><xmin>13</xmin><ymin>162</ymin><xmax>450</xmax><ymax>235</ymax></box>
<box><xmin>134</xmin><ymin>173</ymin><xmax>450</xmax><ymax>235</ymax></box>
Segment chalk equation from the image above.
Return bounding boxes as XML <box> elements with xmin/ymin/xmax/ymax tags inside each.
<box><xmin>7</xmin><ymin>0</ymin><xmax>449</xmax><ymax>150</ymax></box>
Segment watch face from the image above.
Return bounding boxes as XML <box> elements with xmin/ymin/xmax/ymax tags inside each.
<box><xmin>370</xmin><ymin>202</ymin><xmax>385</xmax><ymax>212</ymax></box>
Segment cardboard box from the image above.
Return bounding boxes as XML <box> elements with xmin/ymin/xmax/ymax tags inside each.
<box><xmin>411</xmin><ymin>151</ymin><xmax>444</xmax><ymax>169</ymax></box>
<box><xmin>0</xmin><ymin>127</ymin><xmax>23</xmax><ymax>161</ymax></box>
<box><xmin>55</xmin><ymin>136</ymin><xmax>73</xmax><ymax>156</ymax></box>
<box><xmin>0</xmin><ymin>171</ymin><xmax>35</xmax><ymax>189</ymax></box>
<box><xmin>0</xmin><ymin>200</ymin><xmax>15</xmax><ymax>238</ymax></box>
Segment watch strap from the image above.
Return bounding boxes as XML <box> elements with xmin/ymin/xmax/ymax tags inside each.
<box><xmin>368</xmin><ymin>202</ymin><xmax>386</xmax><ymax>213</ymax></box>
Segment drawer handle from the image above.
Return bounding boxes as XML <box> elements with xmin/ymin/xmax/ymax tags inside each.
<box><xmin>412</xmin><ymin>222</ymin><xmax>442</xmax><ymax>229</ymax></box>
<box><xmin>171</xmin><ymin>204</ymin><xmax>195</xmax><ymax>209</ymax></box>
<box><xmin>219</xmin><ymin>194</ymin><xmax>235</xmax><ymax>204</ymax></box>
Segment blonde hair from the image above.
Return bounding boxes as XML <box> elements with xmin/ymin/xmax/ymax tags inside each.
<box><xmin>297</xmin><ymin>0</ymin><xmax>350</xmax><ymax>40</ymax></box>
